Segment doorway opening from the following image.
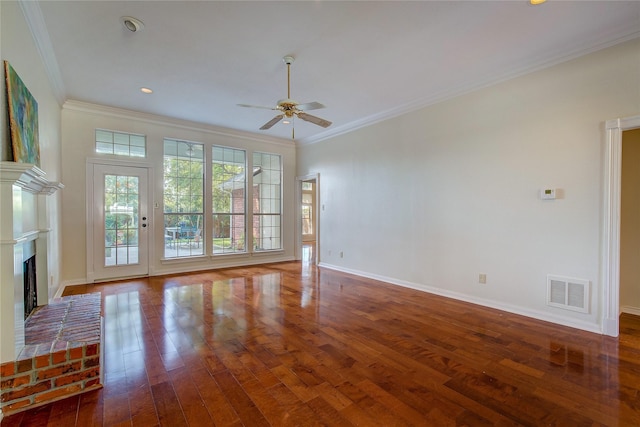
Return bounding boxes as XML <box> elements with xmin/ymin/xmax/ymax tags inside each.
<box><xmin>86</xmin><ymin>162</ymin><xmax>150</xmax><ymax>283</ymax></box>
<box><xmin>620</xmin><ymin>128</ymin><xmax>640</xmax><ymax>319</ymax></box>
<box><xmin>297</xmin><ymin>174</ymin><xmax>319</xmax><ymax>266</ymax></box>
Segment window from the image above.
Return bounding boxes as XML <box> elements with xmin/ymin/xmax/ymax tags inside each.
<box><xmin>163</xmin><ymin>139</ymin><xmax>204</xmax><ymax>258</ymax></box>
<box><xmin>212</xmin><ymin>146</ymin><xmax>246</xmax><ymax>254</ymax></box>
<box><xmin>96</xmin><ymin>129</ymin><xmax>146</xmax><ymax>157</ymax></box>
<box><xmin>252</xmin><ymin>152</ymin><xmax>282</xmax><ymax>251</ymax></box>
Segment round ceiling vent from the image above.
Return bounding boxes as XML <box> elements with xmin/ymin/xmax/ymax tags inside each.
<box><xmin>121</xmin><ymin>16</ymin><xmax>144</xmax><ymax>33</ymax></box>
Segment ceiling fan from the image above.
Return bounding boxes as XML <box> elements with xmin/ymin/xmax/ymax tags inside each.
<box><xmin>238</xmin><ymin>56</ymin><xmax>332</xmax><ymax>138</ymax></box>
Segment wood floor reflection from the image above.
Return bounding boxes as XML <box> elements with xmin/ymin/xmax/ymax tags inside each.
<box><xmin>4</xmin><ymin>261</ymin><xmax>640</xmax><ymax>426</ymax></box>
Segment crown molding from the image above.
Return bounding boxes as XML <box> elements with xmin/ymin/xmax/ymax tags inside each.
<box><xmin>298</xmin><ymin>30</ymin><xmax>640</xmax><ymax>146</ymax></box>
<box><xmin>19</xmin><ymin>0</ymin><xmax>66</xmax><ymax>106</ymax></box>
<box><xmin>63</xmin><ymin>100</ymin><xmax>295</xmax><ymax>148</ymax></box>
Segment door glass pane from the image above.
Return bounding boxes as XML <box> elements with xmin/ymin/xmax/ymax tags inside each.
<box><xmin>104</xmin><ymin>174</ymin><xmax>139</xmax><ymax>266</ymax></box>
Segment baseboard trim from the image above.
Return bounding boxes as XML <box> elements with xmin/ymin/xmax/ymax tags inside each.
<box><xmin>53</xmin><ymin>283</ymin><xmax>67</xmax><ymax>299</ymax></box>
<box><xmin>56</xmin><ymin>278</ymin><xmax>88</xmax><ymax>298</ymax></box>
<box><xmin>621</xmin><ymin>306</ymin><xmax>640</xmax><ymax>316</ymax></box>
<box><xmin>153</xmin><ymin>255</ymin><xmax>296</xmax><ymax>277</ymax></box>
<box><xmin>60</xmin><ymin>256</ymin><xmax>296</xmax><ymax>289</ymax></box>
<box><xmin>318</xmin><ymin>262</ymin><xmax>601</xmax><ymax>335</ymax></box>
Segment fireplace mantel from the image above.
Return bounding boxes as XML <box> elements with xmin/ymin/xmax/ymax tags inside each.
<box><xmin>0</xmin><ymin>162</ymin><xmax>64</xmax><ymax>195</ymax></box>
<box><xmin>0</xmin><ymin>161</ymin><xmax>63</xmax><ymax>364</ymax></box>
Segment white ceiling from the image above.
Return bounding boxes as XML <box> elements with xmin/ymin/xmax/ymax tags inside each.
<box><xmin>30</xmin><ymin>1</ymin><xmax>640</xmax><ymax>144</ymax></box>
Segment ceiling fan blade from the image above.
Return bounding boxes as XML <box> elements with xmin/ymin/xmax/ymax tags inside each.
<box><xmin>297</xmin><ymin>112</ymin><xmax>332</xmax><ymax>128</ymax></box>
<box><xmin>238</xmin><ymin>103</ymin><xmax>276</xmax><ymax>110</ymax></box>
<box><xmin>296</xmin><ymin>101</ymin><xmax>325</xmax><ymax>111</ymax></box>
<box><xmin>260</xmin><ymin>115</ymin><xmax>284</xmax><ymax>130</ymax></box>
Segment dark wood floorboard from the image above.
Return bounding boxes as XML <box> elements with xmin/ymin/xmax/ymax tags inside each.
<box><xmin>4</xmin><ymin>260</ymin><xmax>640</xmax><ymax>426</ymax></box>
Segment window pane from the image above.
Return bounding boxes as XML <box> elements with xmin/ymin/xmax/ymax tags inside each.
<box><xmin>96</xmin><ymin>142</ymin><xmax>113</xmax><ymax>154</ymax></box>
<box><xmin>212</xmin><ymin>146</ymin><xmax>246</xmax><ymax>255</ymax></box>
<box><xmin>130</xmin><ymin>135</ymin><xmax>145</xmax><ymax>147</ymax></box>
<box><xmin>130</xmin><ymin>145</ymin><xmax>145</xmax><ymax>157</ymax></box>
<box><xmin>96</xmin><ymin>130</ymin><xmax>113</xmax><ymax>143</ymax></box>
<box><xmin>114</xmin><ymin>132</ymin><xmax>129</xmax><ymax>144</ymax></box>
<box><xmin>164</xmin><ymin>140</ymin><xmax>178</xmax><ymax>156</ymax></box>
<box><xmin>163</xmin><ymin>139</ymin><xmax>204</xmax><ymax>258</ymax></box>
<box><xmin>252</xmin><ymin>152</ymin><xmax>282</xmax><ymax>251</ymax></box>
<box><xmin>114</xmin><ymin>144</ymin><xmax>129</xmax><ymax>156</ymax></box>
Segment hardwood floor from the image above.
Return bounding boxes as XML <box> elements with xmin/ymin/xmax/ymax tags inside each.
<box><xmin>3</xmin><ymin>261</ymin><xmax>640</xmax><ymax>426</ymax></box>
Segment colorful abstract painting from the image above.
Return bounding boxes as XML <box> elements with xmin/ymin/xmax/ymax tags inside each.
<box><xmin>5</xmin><ymin>61</ymin><xmax>40</xmax><ymax>166</ymax></box>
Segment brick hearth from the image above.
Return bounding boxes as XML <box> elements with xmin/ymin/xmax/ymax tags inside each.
<box><xmin>0</xmin><ymin>293</ymin><xmax>103</xmax><ymax>414</ymax></box>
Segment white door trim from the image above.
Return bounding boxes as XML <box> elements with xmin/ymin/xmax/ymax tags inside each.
<box><xmin>603</xmin><ymin>114</ymin><xmax>640</xmax><ymax>336</ymax></box>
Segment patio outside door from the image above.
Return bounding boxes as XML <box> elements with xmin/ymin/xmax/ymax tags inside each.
<box><xmin>91</xmin><ymin>164</ymin><xmax>149</xmax><ymax>281</ymax></box>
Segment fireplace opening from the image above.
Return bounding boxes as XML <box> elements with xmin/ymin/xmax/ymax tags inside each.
<box><xmin>24</xmin><ymin>255</ymin><xmax>37</xmax><ymax>319</ymax></box>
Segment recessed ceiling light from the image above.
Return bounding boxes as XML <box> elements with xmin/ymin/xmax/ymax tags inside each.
<box><xmin>140</xmin><ymin>87</ymin><xmax>153</xmax><ymax>94</ymax></box>
<box><xmin>121</xmin><ymin>16</ymin><xmax>144</xmax><ymax>32</ymax></box>
<box><xmin>529</xmin><ymin>0</ymin><xmax>546</xmax><ymax>5</ymax></box>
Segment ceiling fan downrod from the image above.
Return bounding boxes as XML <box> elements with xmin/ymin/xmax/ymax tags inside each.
<box><xmin>283</xmin><ymin>55</ymin><xmax>294</xmax><ymax>100</ymax></box>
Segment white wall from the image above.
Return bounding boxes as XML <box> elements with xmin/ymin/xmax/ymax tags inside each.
<box><xmin>298</xmin><ymin>39</ymin><xmax>640</xmax><ymax>333</ymax></box>
<box><xmin>60</xmin><ymin>103</ymin><xmax>296</xmax><ymax>284</ymax></box>
<box><xmin>1</xmin><ymin>1</ymin><xmax>63</xmax><ymax>299</ymax></box>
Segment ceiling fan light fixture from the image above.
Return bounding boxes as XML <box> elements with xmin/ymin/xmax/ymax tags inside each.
<box><xmin>121</xmin><ymin>16</ymin><xmax>144</xmax><ymax>32</ymax></box>
<box><xmin>240</xmin><ymin>55</ymin><xmax>331</xmax><ymax>137</ymax></box>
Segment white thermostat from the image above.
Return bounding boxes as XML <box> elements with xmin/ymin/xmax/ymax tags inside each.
<box><xmin>540</xmin><ymin>189</ymin><xmax>556</xmax><ymax>200</ymax></box>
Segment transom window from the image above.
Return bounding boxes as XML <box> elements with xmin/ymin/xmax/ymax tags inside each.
<box><xmin>95</xmin><ymin>129</ymin><xmax>146</xmax><ymax>157</ymax></box>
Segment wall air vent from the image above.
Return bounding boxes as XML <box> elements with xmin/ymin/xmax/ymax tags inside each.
<box><xmin>547</xmin><ymin>275</ymin><xmax>590</xmax><ymax>313</ymax></box>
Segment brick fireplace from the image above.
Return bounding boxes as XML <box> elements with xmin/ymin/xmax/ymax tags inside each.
<box><xmin>0</xmin><ymin>162</ymin><xmax>102</xmax><ymax>416</ymax></box>
<box><xmin>0</xmin><ymin>293</ymin><xmax>102</xmax><ymax>413</ymax></box>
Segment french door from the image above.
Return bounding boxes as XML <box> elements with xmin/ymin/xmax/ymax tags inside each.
<box><xmin>90</xmin><ymin>164</ymin><xmax>149</xmax><ymax>282</ymax></box>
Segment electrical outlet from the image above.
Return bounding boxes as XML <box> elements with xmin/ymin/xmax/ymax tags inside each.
<box><xmin>479</xmin><ymin>274</ymin><xmax>487</xmax><ymax>284</ymax></box>
<box><xmin>340</xmin><ymin>251</ymin><xmax>344</xmax><ymax>258</ymax></box>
